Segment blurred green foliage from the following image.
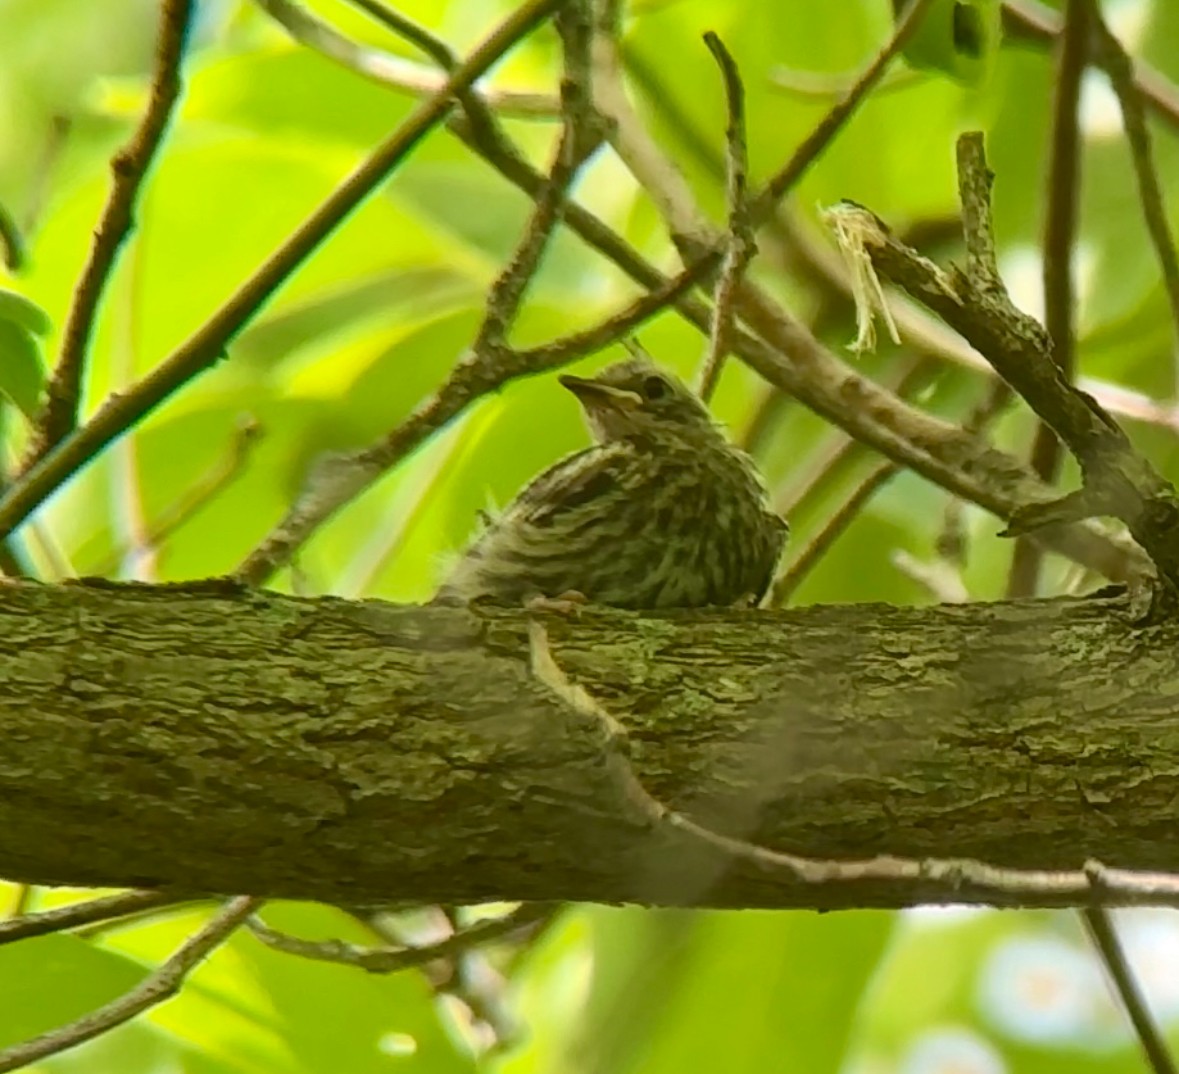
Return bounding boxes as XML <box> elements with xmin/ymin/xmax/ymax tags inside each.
<box><xmin>2</xmin><ymin>0</ymin><xmax>1179</xmax><ymax>1070</ymax></box>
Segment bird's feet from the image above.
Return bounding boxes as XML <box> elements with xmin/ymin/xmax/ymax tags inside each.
<box><xmin>525</xmin><ymin>590</ymin><xmax>589</xmax><ymax>616</ymax></box>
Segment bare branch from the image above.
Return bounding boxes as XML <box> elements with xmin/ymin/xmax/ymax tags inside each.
<box><xmin>752</xmin><ymin>0</ymin><xmax>938</xmax><ymax>219</ymax></box>
<box><xmin>0</xmin><ymin>0</ymin><xmax>569</xmax><ymax>546</ymax></box>
<box><xmin>248</xmin><ymin>904</ymin><xmax>550</xmax><ymax>973</ymax></box>
<box><xmin>474</xmin><ymin>3</ymin><xmax>598</xmax><ymax>355</ymax></box>
<box><xmin>1083</xmin><ymin>900</ymin><xmax>1179</xmax><ymax>1074</ymax></box>
<box><xmin>846</xmin><ymin>136</ymin><xmax>1179</xmax><ymax>598</ymax></box>
<box><xmin>256</xmin><ymin>0</ymin><xmax>559</xmax><ymax>118</ymax></box>
<box><xmin>1008</xmin><ymin>0</ymin><xmax>1088</xmax><ymax>599</ymax></box>
<box><xmin>769</xmin><ymin>463</ymin><xmax>898</xmax><ymax>607</ymax></box>
<box><xmin>696</xmin><ymin>32</ymin><xmax>754</xmax><ymax>402</ymax></box>
<box><xmin>28</xmin><ymin>0</ymin><xmax>195</xmax><ymax>465</ymax></box>
<box><xmin>0</xmin><ymin>889</ymin><xmax>185</xmax><ymax>945</ymax></box>
<box><xmin>0</xmin><ymin>896</ymin><xmax>258</xmax><ymax>1074</ymax></box>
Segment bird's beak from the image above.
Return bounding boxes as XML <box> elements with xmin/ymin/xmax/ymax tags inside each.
<box><xmin>559</xmin><ymin>375</ymin><xmax>642</xmax><ymax>410</ymax></box>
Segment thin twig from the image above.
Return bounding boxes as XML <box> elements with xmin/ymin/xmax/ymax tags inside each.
<box><xmin>252</xmin><ymin>8</ymin><xmax>1144</xmax><ymax>587</ymax></box>
<box><xmin>850</xmin><ymin>140</ymin><xmax>1179</xmax><ymax>592</ymax></box>
<box><xmin>1083</xmin><ymin>901</ymin><xmax>1179</xmax><ymax>1074</ymax></box>
<box><xmin>769</xmin><ymin>462</ymin><xmax>898</xmax><ymax>606</ymax></box>
<box><xmin>1008</xmin><ymin>0</ymin><xmax>1087</xmax><ymax>599</ymax></box>
<box><xmin>0</xmin><ymin>0</ymin><xmax>569</xmax><ymax>546</ymax></box>
<box><xmin>258</xmin><ymin>0</ymin><xmax>559</xmax><ymax>118</ymax></box>
<box><xmin>0</xmin><ymin>896</ymin><xmax>258</xmax><ymax>1074</ymax></box>
<box><xmin>769</xmin><ymin>64</ymin><xmax>923</xmax><ymax>100</ymax></box>
<box><xmin>1084</xmin><ymin>1</ymin><xmax>1179</xmax><ymax>385</ymax></box>
<box><xmin>0</xmin><ymin>889</ymin><xmax>183</xmax><ymax>945</ymax></box>
<box><xmin>90</xmin><ymin>416</ymin><xmax>263</xmax><ymax>576</ymax></box>
<box><xmin>774</xmin><ymin>355</ymin><xmax>936</xmax><ymax>513</ymax></box>
<box><xmin>28</xmin><ymin>0</ymin><xmax>195</xmax><ymax>465</ymax></box>
<box><xmin>475</xmin><ymin>6</ymin><xmax>598</xmax><ymax>354</ymax></box>
<box><xmin>696</xmin><ymin>32</ymin><xmax>754</xmax><ymax>402</ymax></box>
<box><xmin>234</xmin><ymin>266</ymin><xmax>699</xmax><ymax>584</ymax></box>
<box><xmin>362</xmin><ymin>905</ymin><xmax>528</xmax><ymax>1054</ymax></box>
<box><xmin>891</xmin><ymin>548</ymin><xmax>971</xmax><ymax>603</ymax></box>
<box><xmin>247</xmin><ymin>904</ymin><xmax>548</xmax><ymax>973</ymax></box>
<box><xmin>750</xmin><ymin>0</ymin><xmax>937</xmax><ymax>220</ymax></box>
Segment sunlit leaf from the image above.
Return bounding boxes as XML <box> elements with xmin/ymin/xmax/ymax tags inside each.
<box><xmin>0</xmin><ymin>317</ymin><xmax>45</xmax><ymax>417</ymax></box>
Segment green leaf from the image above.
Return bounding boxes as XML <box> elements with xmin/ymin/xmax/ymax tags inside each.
<box><xmin>0</xmin><ymin>317</ymin><xmax>46</xmax><ymax>417</ymax></box>
<box><xmin>0</xmin><ymin>288</ymin><xmax>51</xmax><ymax>335</ymax></box>
<box><xmin>0</xmin><ymin>932</ymin><xmax>147</xmax><ymax>1049</ymax></box>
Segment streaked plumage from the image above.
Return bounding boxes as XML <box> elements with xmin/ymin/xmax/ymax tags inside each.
<box><xmin>437</xmin><ymin>356</ymin><xmax>788</xmax><ymax>609</ymax></box>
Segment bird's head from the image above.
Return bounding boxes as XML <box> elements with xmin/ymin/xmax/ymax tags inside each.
<box><xmin>559</xmin><ymin>357</ymin><xmax>716</xmax><ymax>444</ymax></box>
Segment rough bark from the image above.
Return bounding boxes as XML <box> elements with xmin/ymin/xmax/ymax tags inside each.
<box><xmin>1</xmin><ymin>579</ymin><xmax>1177</xmax><ymax>910</ymax></box>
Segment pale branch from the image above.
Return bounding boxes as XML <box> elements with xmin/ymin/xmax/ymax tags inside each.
<box><xmin>248</xmin><ymin>904</ymin><xmax>550</xmax><ymax>973</ymax></box>
<box><xmin>257</xmin><ymin>0</ymin><xmax>559</xmax><ymax>117</ymax></box>
<box><xmin>770</xmin><ymin>354</ymin><xmax>935</xmax><ymax>514</ymax></box>
<box><xmin>6</xmin><ymin>581</ymin><xmax>1179</xmax><ymax>909</ymax></box>
<box><xmin>847</xmin><ymin>136</ymin><xmax>1179</xmax><ymax>592</ymax></box>
<box><xmin>0</xmin><ymin>896</ymin><xmax>259</xmax><ymax>1074</ymax></box>
<box><xmin>27</xmin><ymin>0</ymin><xmax>195</xmax><ymax>466</ymax></box>
<box><xmin>0</xmin><ymin>0</ymin><xmax>568</xmax><ymax>546</ymax></box>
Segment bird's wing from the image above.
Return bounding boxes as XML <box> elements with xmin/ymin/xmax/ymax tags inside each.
<box><xmin>510</xmin><ymin>443</ymin><xmax>638</xmax><ymax>529</ymax></box>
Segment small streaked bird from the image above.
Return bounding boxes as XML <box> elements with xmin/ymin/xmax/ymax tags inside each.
<box><xmin>437</xmin><ymin>354</ymin><xmax>788</xmax><ymax>609</ymax></box>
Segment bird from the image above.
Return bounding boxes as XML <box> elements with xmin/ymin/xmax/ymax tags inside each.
<box><xmin>437</xmin><ymin>352</ymin><xmax>788</xmax><ymax>610</ymax></box>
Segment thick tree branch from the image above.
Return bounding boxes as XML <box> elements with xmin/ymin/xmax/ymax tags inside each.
<box><xmin>5</xmin><ymin>581</ymin><xmax>1179</xmax><ymax>910</ymax></box>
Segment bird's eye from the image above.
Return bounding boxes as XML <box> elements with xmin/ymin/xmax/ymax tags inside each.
<box><xmin>642</xmin><ymin>375</ymin><xmax>668</xmax><ymax>401</ymax></box>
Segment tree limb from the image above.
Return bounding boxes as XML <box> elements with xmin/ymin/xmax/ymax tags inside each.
<box><xmin>5</xmin><ymin>581</ymin><xmax>1179</xmax><ymax>910</ymax></box>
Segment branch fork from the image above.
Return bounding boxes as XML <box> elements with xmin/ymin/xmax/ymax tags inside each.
<box><xmin>830</xmin><ymin>132</ymin><xmax>1179</xmax><ymax>613</ymax></box>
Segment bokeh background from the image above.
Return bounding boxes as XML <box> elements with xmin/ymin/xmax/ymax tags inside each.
<box><xmin>3</xmin><ymin>0</ymin><xmax>1179</xmax><ymax>1071</ymax></box>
